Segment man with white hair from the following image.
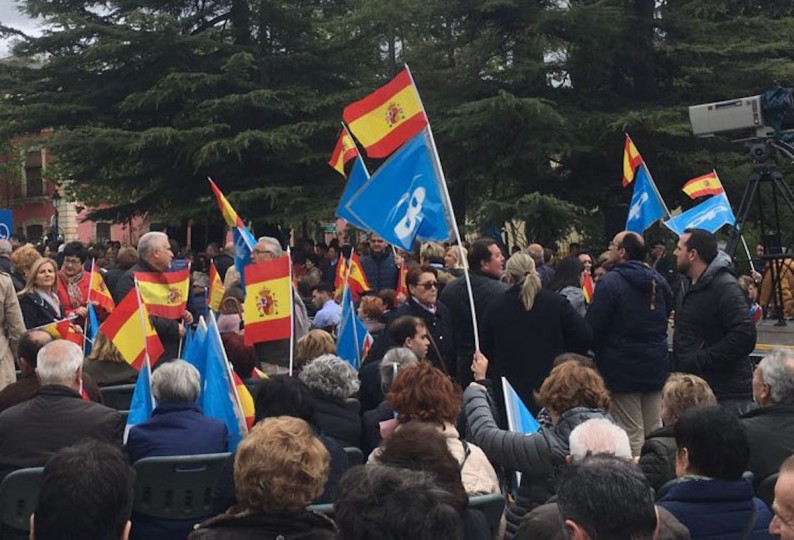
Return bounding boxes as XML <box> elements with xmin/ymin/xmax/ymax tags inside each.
<box><xmin>0</xmin><ymin>239</ymin><xmax>12</xmax><ymax>274</ymax></box>
<box><xmin>742</xmin><ymin>349</ymin><xmax>794</xmax><ymax>488</ymax></box>
<box><xmin>568</xmin><ymin>418</ymin><xmax>632</xmax><ymax>463</ymax></box>
<box><xmin>0</xmin><ymin>340</ymin><xmax>123</xmax><ymax>481</ymax></box>
<box><xmin>114</xmin><ymin>231</ymin><xmax>194</xmax><ymax>360</ymax></box>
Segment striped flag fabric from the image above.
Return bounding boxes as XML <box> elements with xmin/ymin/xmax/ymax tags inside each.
<box><xmin>328</xmin><ymin>127</ymin><xmax>359</xmax><ymax>177</ymax></box>
<box><xmin>100</xmin><ymin>290</ymin><xmax>165</xmax><ymax>370</ymax></box>
<box><xmin>242</xmin><ymin>257</ymin><xmax>292</xmax><ymax>346</ymax></box>
<box><xmin>622</xmin><ymin>134</ymin><xmax>644</xmax><ymax>187</ymax></box>
<box><xmin>134</xmin><ymin>268</ymin><xmax>190</xmax><ymax>320</ymax></box>
<box><xmin>208</xmin><ymin>177</ymin><xmax>245</xmax><ymax>228</ymax></box>
<box><xmin>88</xmin><ymin>260</ymin><xmax>115</xmax><ymax>313</ymax></box>
<box><xmin>343</xmin><ymin>68</ymin><xmax>428</xmax><ymax>158</ymax></box>
<box><xmin>336</xmin><ymin>287</ymin><xmax>373</xmax><ymax>369</ymax></box>
<box><xmin>40</xmin><ymin>318</ymin><xmax>84</xmax><ymax>346</ymax></box>
<box><xmin>682</xmin><ymin>170</ymin><xmax>724</xmax><ymax>199</ymax></box>
<box><xmin>582</xmin><ymin>272</ymin><xmax>595</xmax><ymax>304</ymax></box>
<box><xmin>208</xmin><ymin>261</ymin><xmax>225</xmax><ymax>312</ymax></box>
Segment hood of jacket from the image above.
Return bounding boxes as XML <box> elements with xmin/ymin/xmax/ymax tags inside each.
<box><xmin>694</xmin><ymin>250</ymin><xmax>734</xmax><ymax>290</ymax></box>
<box><xmin>554</xmin><ymin>407</ymin><xmax>612</xmax><ymax>440</ymax></box>
<box><xmin>612</xmin><ymin>260</ymin><xmax>663</xmax><ymax>294</ymax></box>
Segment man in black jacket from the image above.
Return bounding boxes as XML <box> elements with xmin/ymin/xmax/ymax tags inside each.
<box><xmin>114</xmin><ymin>231</ymin><xmax>194</xmax><ymax>361</ymax></box>
<box><xmin>742</xmin><ymin>349</ymin><xmax>794</xmax><ymax>488</ymax></box>
<box><xmin>672</xmin><ymin>228</ymin><xmax>757</xmax><ymax>413</ymax></box>
<box><xmin>439</xmin><ymin>237</ymin><xmax>507</xmax><ymax>385</ymax></box>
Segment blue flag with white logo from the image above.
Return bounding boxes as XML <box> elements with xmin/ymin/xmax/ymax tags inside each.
<box><xmin>233</xmin><ymin>225</ymin><xmax>256</xmax><ymax>291</ymax></box>
<box><xmin>625</xmin><ymin>165</ymin><xmax>667</xmax><ymax>234</ymax></box>
<box><xmin>335</xmin><ymin>287</ymin><xmax>372</xmax><ymax>370</ymax></box>
<box><xmin>336</xmin><ymin>157</ymin><xmax>372</xmax><ymax>232</ymax></box>
<box><xmin>663</xmin><ymin>192</ymin><xmax>736</xmax><ymax>236</ymax></box>
<box><xmin>341</xmin><ymin>129</ymin><xmax>453</xmax><ymax>251</ymax></box>
<box><xmin>0</xmin><ymin>210</ymin><xmax>13</xmax><ymax>240</ymax></box>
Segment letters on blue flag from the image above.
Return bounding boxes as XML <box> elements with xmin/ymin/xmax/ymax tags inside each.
<box><xmin>202</xmin><ymin>312</ymin><xmax>245</xmax><ymax>451</ymax></box>
<box><xmin>84</xmin><ymin>303</ymin><xmax>100</xmax><ymax>357</ymax></box>
<box><xmin>125</xmin><ymin>359</ymin><xmax>155</xmax><ymax>441</ymax></box>
<box><xmin>625</xmin><ymin>165</ymin><xmax>667</xmax><ymax>234</ymax></box>
<box><xmin>336</xmin><ymin>157</ymin><xmax>373</xmax><ymax>232</ymax></box>
<box><xmin>336</xmin><ymin>288</ymin><xmax>372</xmax><ymax>370</ymax></box>
<box><xmin>663</xmin><ymin>192</ymin><xmax>737</xmax><ymax>236</ymax></box>
<box><xmin>342</xmin><ymin>129</ymin><xmax>453</xmax><ymax>251</ymax></box>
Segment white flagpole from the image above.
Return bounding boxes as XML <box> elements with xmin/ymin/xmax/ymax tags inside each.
<box><xmin>210</xmin><ymin>311</ymin><xmax>248</xmax><ymax>435</ymax></box>
<box><xmin>287</xmin><ymin>247</ymin><xmax>295</xmax><ymax>376</ymax></box>
<box><xmin>640</xmin><ymin>161</ymin><xmax>672</xmax><ymax>220</ymax></box>
<box><xmin>405</xmin><ymin>64</ymin><xmax>482</xmax><ymax>353</ymax></box>
<box><xmin>133</xmin><ymin>277</ymin><xmax>155</xmax><ymax>412</ymax></box>
<box><xmin>83</xmin><ymin>258</ymin><xmax>95</xmax><ymax>353</ymax></box>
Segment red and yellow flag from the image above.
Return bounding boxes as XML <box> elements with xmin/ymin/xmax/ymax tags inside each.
<box><xmin>135</xmin><ymin>268</ymin><xmax>190</xmax><ymax>320</ymax></box>
<box><xmin>100</xmin><ymin>291</ymin><xmax>164</xmax><ymax>370</ymax></box>
<box><xmin>328</xmin><ymin>127</ymin><xmax>359</xmax><ymax>177</ymax></box>
<box><xmin>333</xmin><ymin>255</ymin><xmax>349</xmax><ymax>301</ymax></box>
<box><xmin>682</xmin><ymin>171</ymin><xmax>723</xmax><ymax>199</ymax></box>
<box><xmin>343</xmin><ymin>68</ymin><xmax>428</xmax><ymax>158</ymax></box>
<box><xmin>622</xmin><ymin>134</ymin><xmax>644</xmax><ymax>187</ymax></box>
<box><xmin>243</xmin><ymin>257</ymin><xmax>292</xmax><ymax>346</ymax></box>
<box><xmin>41</xmin><ymin>319</ymin><xmax>84</xmax><ymax>346</ymax></box>
<box><xmin>89</xmin><ymin>264</ymin><xmax>115</xmax><ymax>314</ymax></box>
<box><xmin>208</xmin><ymin>261</ymin><xmax>225</xmax><ymax>312</ymax></box>
<box><xmin>582</xmin><ymin>272</ymin><xmax>595</xmax><ymax>304</ymax></box>
<box><xmin>232</xmin><ymin>370</ymin><xmax>255</xmax><ymax>429</ymax></box>
<box><xmin>395</xmin><ymin>261</ymin><xmax>408</xmax><ymax>303</ymax></box>
<box><xmin>208</xmin><ymin>178</ymin><xmax>244</xmax><ymax>228</ymax></box>
<box><xmin>347</xmin><ymin>252</ymin><xmax>372</xmax><ymax>300</ymax></box>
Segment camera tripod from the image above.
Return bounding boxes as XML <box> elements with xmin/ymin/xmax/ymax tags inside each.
<box><xmin>725</xmin><ymin>139</ymin><xmax>794</xmax><ymax>325</ymax></box>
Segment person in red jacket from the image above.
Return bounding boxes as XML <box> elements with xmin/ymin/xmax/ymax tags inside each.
<box><xmin>56</xmin><ymin>241</ymin><xmax>101</xmax><ymax>326</ymax></box>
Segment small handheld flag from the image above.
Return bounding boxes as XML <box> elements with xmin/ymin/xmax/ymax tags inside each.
<box><xmin>625</xmin><ymin>166</ymin><xmax>668</xmax><ymax>234</ymax></box>
<box><xmin>208</xmin><ymin>261</ymin><xmax>225</xmax><ymax>312</ymax></box>
<box><xmin>622</xmin><ymin>134</ymin><xmax>644</xmax><ymax>187</ymax></box>
<box><xmin>663</xmin><ymin>192</ymin><xmax>737</xmax><ymax>236</ymax></box>
<box><xmin>243</xmin><ymin>257</ymin><xmax>292</xmax><ymax>346</ymax></box>
<box><xmin>682</xmin><ymin>171</ymin><xmax>724</xmax><ymax>199</ymax></box>
<box><xmin>100</xmin><ymin>290</ymin><xmax>165</xmax><ymax>370</ymax></box>
<box><xmin>88</xmin><ymin>261</ymin><xmax>115</xmax><ymax>313</ymax></box>
<box><xmin>134</xmin><ymin>269</ymin><xmax>190</xmax><ymax>320</ymax></box>
<box><xmin>328</xmin><ymin>127</ymin><xmax>359</xmax><ymax>177</ymax></box>
<box><xmin>582</xmin><ymin>272</ymin><xmax>595</xmax><ymax>304</ymax></box>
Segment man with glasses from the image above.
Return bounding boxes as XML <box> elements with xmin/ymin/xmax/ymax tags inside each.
<box><xmin>672</xmin><ymin>228</ymin><xmax>756</xmax><ymax>414</ymax></box>
<box><xmin>387</xmin><ymin>264</ymin><xmax>455</xmax><ymax>374</ymax></box>
<box><xmin>115</xmin><ymin>231</ymin><xmax>194</xmax><ymax>361</ymax></box>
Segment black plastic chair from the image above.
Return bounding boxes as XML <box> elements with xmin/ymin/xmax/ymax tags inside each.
<box><xmin>757</xmin><ymin>472</ymin><xmax>779</xmax><ymax>508</ymax></box>
<box><xmin>100</xmin><ymin>384</ymin><xmax>136</xmax><ymax>411</ymax></box>
<box><xmin>468</xmin><ymin>493</ymin><xmax>506</xmax><ymax>535</ymax></box>
<box><xmin>0</xmin><ymin>467</ymin><xmax>44</xmax><ymax>535</ymax></box>
<box><xmin>132</xmin><ymin>453</ymin><xmax>231</xmax><ymax>520</ymax></box>
<box><xmin>344</xmin><ymin>447</ymin><xmax>364</xmax><ymax>468</ymax></box>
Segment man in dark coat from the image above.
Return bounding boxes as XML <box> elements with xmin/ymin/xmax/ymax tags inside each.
<box><xmin>440</xmin><ymin>237</ymin><xmax>507</xmax><ymax>385</ymax></box>
<box><xmin>586</xmin><ymin>231</ymin><xmax>673</xmax><ymax>455</ymax></box>
<box><xmin>360</xmin><ymin>234</ymin><xmax>398</xmax><ymax>292</ymax></box>
<box><xmin>742</xmin><ymin>350</ymin><xmax>794</xmax><ymax>489</ymax></box>
<box><xmin>672</xmin><ymin>228</ymin><xmax>757</xmax><ymax>414</ymax></box>
<box><xmin>115</xmin><ymin>231</ymin><xmax>194</xmax><ymax>361</ymax></box>
<box><xmin>0</xmin><ymin>340</ymin><xmax>123</xmax><ymax>481</ymax></box>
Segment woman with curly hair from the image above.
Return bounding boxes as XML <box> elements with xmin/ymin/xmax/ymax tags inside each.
<box><xmin>370</xmin><ymin>362</ymin><xmax>500</xmax><ymax>497</ymax></box>
<box><xmin>464</xmin><ymin>354</ymin><xmax>614</xmax><ymax>538</ymax></box>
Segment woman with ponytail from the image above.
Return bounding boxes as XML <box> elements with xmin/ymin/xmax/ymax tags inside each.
<box><xmin>480</xmin><ymin>253</ymin><xmax>592</xmax><ymax>414</ymax></box>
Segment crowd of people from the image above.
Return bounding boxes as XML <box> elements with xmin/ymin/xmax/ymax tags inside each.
<box><xmin>1</xmin><ymin>226</ymin><xmax>794</xmax><ymax>539</ymax></box>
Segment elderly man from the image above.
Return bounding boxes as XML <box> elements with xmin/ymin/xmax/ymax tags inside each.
<box><xmin>586</xmin><ymin>231</ymin><xmax>673</xmax><ymax>455</ymax></box>
<box><xmin>742</xmin><ymin>350</ymin><xmax>794</xmax><ymax>488</ymax></box>
<box><xmin>771</xmin><ymin>455</ymin><xmax>794</xmax><ymax>539</ymax></box>
<box><xmin>528</xmin><ymin>243</ymin><xmax>554</xmax><ymax>286</ymax></box>
<box><xmin>0</xmin><ymin>340</ymin><xmax>123</xmax><ymax>480</ymax></box>
<box><xmin>114</xmin><ymin>232</ymin><xmax>194</xmax><ymax>360</ymax></box>
<box><xmin>672</xmin><ymin>228</ymin><xmax>757</xmax><ymax>413</ymax></box>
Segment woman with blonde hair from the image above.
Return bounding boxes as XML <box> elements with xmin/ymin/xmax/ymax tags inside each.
<box><xmin>464</xmin><ymin>355</ymin><xmax>615</xmax><ymax>537</ymax></box>
<box><xmin>443</xmin><ymin>245</ymin><xmax>467</xmax><ymax>277</ymax></box>
<box><xmin>296</xmin><ymin>329</ymin><xmax>336</xmax><ymax>369</ymax></box>
<box><xmin>480</xmin><ymin>252</ymin><xmax>592</xmax><ymax>414</ymax></box>
<box><xmin>9</xmin><ymin>244</ymin><xmax>41</xmax><ymax>291</ymax></box>
<box><xmin>83</xmin><ymin>332</ymin><xmax>139</xmax><ymax>386</ymax></box>
<box><xmin>639</xmin><ymin>372</ymin><xmax>716</xmax><ymax>491</ymax></box>
<box><xmin>18</xmin><ymin>257</ymin><xmax>64</xmax><ymax>329</ymax></box>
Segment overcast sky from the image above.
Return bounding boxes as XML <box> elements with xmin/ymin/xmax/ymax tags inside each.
<box><xmin>0</xmin><ymin>2</ymin><xmax>42</xmax><ymax>57</ymax></box>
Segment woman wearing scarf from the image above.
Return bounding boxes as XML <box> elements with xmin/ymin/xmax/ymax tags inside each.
<box><xmin>56</xmin><ymin>241</ymin><xmax>98</xmax><ymax>326</ymax></box>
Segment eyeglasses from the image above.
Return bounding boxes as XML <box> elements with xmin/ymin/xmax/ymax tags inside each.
<box><xmin>63</xmin><ymin>258</ymin><xmax>82</xmax><ymax>266</ymax></box>
<box><xmin>252</xmin><ymin>249</ymin><xmax>277</xmax><ymax>256</ymax></box>
<box><xmin>415</xmin><ymin>281</ymin><xmax>438</xmax><ymax>290</ymax></box>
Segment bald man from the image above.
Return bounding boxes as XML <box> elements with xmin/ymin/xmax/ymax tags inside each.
<box><xmin>528</xmin><ymin>243</ymin><xmax>554</xmax><ymax>286</ymax></box>
<box><xmin>585</xmin><ymin>231</ymin><xmax>673</xmax><ymax>455</ymax></box>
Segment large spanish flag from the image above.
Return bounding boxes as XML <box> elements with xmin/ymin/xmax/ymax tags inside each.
<box><xmin>135</xmin><ymin>268</ymin><xmax>190</xmax><ymax>320</ymax></box>
<box><xmin>682</xmin><ymin>171</ymin><xmax>723</xmax><ymax>199</ymax></box>
<box><xmin>100</xmin><ymin>290</ymin><xmax>164</xmax><ymax>370</ymax></box>
<box><xmin>89</xmin><ymin>262</ymin><xmax>115</xmax><ymax>314</ymax></box>
<box><xmin>243</xmin><ymin>257</ymin><xmax>292</xmax><ymax>345</ymax></box>
<box><xmin>208</xmin><ymin>178</ymin><xmax>244</xmax><ymax>228</ymax></box>
<box><xmin>208</xmin><ymin>261</ymin><xmax>225</xmax><ymax>312</ymax></box>
<box><xmin>343</xmin><ymin>68</ymin><xmax>428</xmax><ymax>159</ymax></box>
<box><xmin>328</xmin><ymin>127</ymin><xmax>359</xmax><ymax>178</ymax></box>
<box><xmin>622</xmin><ymin>134</ymin><xmax>644</xmax><ymax>187</ymax></box>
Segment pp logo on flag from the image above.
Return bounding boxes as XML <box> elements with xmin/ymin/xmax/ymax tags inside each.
<box><xmin>393</xmin><ymin>187</ymin><xmax>426</xmax><ymax>243</ymax></box>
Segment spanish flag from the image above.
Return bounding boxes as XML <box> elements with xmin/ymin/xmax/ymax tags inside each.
<box><xmin>100</xmin><ymin>290</ymin><xmax>164</xmax><ymax>370</ymax></box>
<box><xmin>243</xmin><ymin>257</ymin><xmax>292</xmax><ymax>345</ymax></box>
<box><xmin>682</xmin><ymin>171</ymin><xmax>723</xmax><ymax>199</ymax></box>
<box><xmin>328</xmin><ymin>127</ymin><xmax>359</xmax><ymax>178</ymax></box>
<box><xmin>333</xmin><ymin>254</ymin><xmax>349</xmax><ymax>301</ymax></box>
<box><xmin>41</xmin><ymin>319</ymin><xmax>84</xmax><ymax>346</ymax></box>
<box><xmin>232</xmin><ymin>370</ymin><xmax>255</xmax><ymax>429</ymax></box>
<box><xmin>89</xmin><ymin>262</ymin><xmax>115</xmax><ymax>314</ymax></box>
<box><xmin>343</xmin><ymin>68</ymin><xmax>428</xmax><ymax>159</ymax></box>
<box><xmin>622</xmin><ymin>134</ymin><xmax>644</xmax><ymax>187</ymax></box>
<box><xmin>582</xmin><ymin>272</ymin><xmax>595</xmax><ymax>304</ymax></box>
<box><xmin>208</xmin><ymin>261</ymin><xmax>225</xmax><ymax>312</ymax></box>
<box><xmin>208</xmin><ymin>178</ymin><xmax>244</xmax><ymax>228</ymax></box>
<box><xmin>135</xmin><ymin>269</ymin><xmax>190</xmax><ymax>320</ymax></box>
<box><xmin>395</xmin><ymin>260</ymin><xmax>408</xmax><ymax>304</ymax></box>
<box><xmin>334</xmin><ymin>253</ymin><xmax>371</xmax><ymax>302</ymax></box>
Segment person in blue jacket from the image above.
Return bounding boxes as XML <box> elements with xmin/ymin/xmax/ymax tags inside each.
<box><xmin>657</xmin><ymin>405</ymin><xmax>774</xmax><ymax>539</ymax></box>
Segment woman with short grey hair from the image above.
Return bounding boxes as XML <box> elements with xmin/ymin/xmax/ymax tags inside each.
<box><xmin>299</xmin><ymin>355</ymin><xmax>361</xmax><ymax>448</ymax></box>
<box><xmin>127</xmin><ymin>359</ymin><xmax>228</xmax><ymax>465</ymax></box>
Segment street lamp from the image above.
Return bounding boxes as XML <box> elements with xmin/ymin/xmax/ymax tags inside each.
<box><xmin>51</xmin><ymin>189</ymin><xmax>61</xmax><ymax>241</ymax></box>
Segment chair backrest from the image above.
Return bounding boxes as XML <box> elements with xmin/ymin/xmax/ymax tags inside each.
<box><xmin>0</xmin><ymin>467</ymin><xmax>44</xmax><ymax>533</ymax></box>
<box><xmin>132</xmin><ymin>453</ymin><xmax>231</xmax><ymax>520</ymax></box>
<box><xmin>757</xmin><ymin>472</ymin><xmax>779</xmax><ymax>508</ymax></box>
<box><xmin>468</xmin><ymin>493</ymin><xmax>506</xmax><ymax>535</ymax></box>
<box><xmin>344</xmin><ymin>447</ymin><xmax>364</xmax><ymax>468</ymax></box>
<box><xmin>100</xmin><ymin>384</ymin><xmax>137</xmax><ymax>411</ymax></box>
